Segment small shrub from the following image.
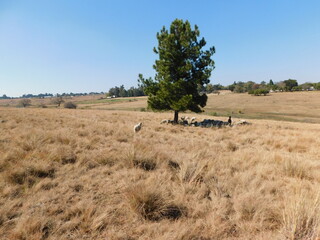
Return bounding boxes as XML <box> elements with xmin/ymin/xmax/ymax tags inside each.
<box><xmin>52</xmin><ymin>96</ymin><xmax>65</xmax><ymax>107</ymax></box>
<box><xmin>209</xmin><ymin>112</ymin><xmax>218</xmax><ymax>116</ymax></box>
<box><xmin>64</xmin><ymin>102</ymin><xmax>77</xmax><ymax>109</ymax></box>
<box><xmin>17</xmin><ymin>99</ymin><xmax>31</xmax><ymax>108</ymax></box>
<box><xmin>248</xmin><ymin>89</ymin><xmax>269</xmax><ymax>96</ymax></box>
<box><xmin>40</xmin><ymin>104</ymin><xmax>48</xmax><ymax>108</ymax></box>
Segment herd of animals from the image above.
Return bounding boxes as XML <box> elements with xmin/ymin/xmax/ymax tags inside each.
<box><xmin>134</xmin><ymin>116</ymin><xmax>251</xmax><ymax>133</ymax></box>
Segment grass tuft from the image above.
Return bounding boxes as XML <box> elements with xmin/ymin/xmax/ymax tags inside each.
<box><xmin>6</xmin><ymin>165</ymin><xmax>55</xmax><ymax>187</ymax></box>
<box><xmin>282</xmin><ymin>190</ymin><xmax>320</xmax><ymax>240</ymax></box>
<box><xmin>133</xmin><ymin>159</ymin><xmax>157</xmax><ymax>171</ymax></box>
<box><xmin>168</xmin><ymin>160</ymin><xmax>180</xmax><ymax>170</ymax></box>
<box><xmin>126</xmin><ymin>185</ymin><xmax>185</xmax><ymax>221</ymax></box>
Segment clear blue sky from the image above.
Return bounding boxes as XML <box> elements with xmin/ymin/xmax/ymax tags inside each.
<box><xmin>1</xmin><ymin>0</ymin><xmax>320</xmax><ymax>97</ymax></box>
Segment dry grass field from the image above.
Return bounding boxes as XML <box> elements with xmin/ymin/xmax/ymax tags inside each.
<box><xmin>2</xmin><ymin>91</ymin><xmax>320</xmax><ymax>123</ymax></box>
<box><xmin>0</xmin><ymin>107</ymin><xmax>320</xmax><ymax>240</ymax></box>
<box><xmin>205</xmin><ymin>91</ymin><xmax>320</xmax><ymax>123</ymax></box>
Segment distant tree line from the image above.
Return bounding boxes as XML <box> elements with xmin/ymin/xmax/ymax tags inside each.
<box><xmin>211</xmin><ymin>79</ymin><xmax>320</xmax><ymax>94</ymax></box>
<box><xmin>196</xmin><ymin>79</ymin><xmax>320</xmax><ymax>95</ymax></box>
<box><xmin>58</xmin><ymin>92</ymin><xmax>105</xmax><ymax>97</ymax></box>
<box><xmin>0</xmin><ymin>92</ymin><xmax>105</xmax><ymax>99</ymax></box>
<box><xmin>21</xmin><ymin>93</ymin><xmax>54</xmax><ymax>98</ymax></box>
<box><xmin>107</xmin><ymin>85</ymin><xmax>145</xmax><ymax>97</ymax></box>
<box><xmin>0</xmin><ymin>94</ymin><xmax>10</xmax><ymax>99</ymax></box>
<box><xmin>1</xmin><ymin>80</ymin><xmax>320</xmax><ymax>100</ymax></box>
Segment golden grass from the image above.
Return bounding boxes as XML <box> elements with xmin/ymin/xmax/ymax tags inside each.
<box><xmin>204</xmin><ymin>91</ymin><xmax>320</xmax><ymax>123</ymax></box>
<box><xmin>2</xmin><ymin>91</ymin><xmax>320</xmax><ymax>123</ymax></box>
<box><xmin>0</xmin><ymin>107</ymin><xmax>320</xmax><ymax>239</ymax></box>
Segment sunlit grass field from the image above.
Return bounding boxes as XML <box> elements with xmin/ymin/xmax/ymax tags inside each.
<box><xmin>0</xmin><ymin>105</ymin><xmax>320</xmax><ymax>239</ymax></box>
<box><xmin>2</xmin><ymin>91</ymin><xmax>320</xmax><ymax>123</ymax></box>
<box><xmin>204</xmin><ymin>91</ymin><xmax>320</xmax><ymax>123</ymax></box>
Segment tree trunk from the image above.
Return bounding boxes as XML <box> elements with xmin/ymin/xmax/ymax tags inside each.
<box><xmin>174</xmin><ymin>110</ymin><xmax>179</xmax><ymax>124</ymax></box>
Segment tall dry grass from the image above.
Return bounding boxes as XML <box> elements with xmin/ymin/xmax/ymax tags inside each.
<box><xmin>0</xmin><ymin>107</ymin><xmax>319</xmax><ymax>239</ymax></box>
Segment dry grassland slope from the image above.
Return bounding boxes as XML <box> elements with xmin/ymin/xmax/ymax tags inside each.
<box><xmin>0</xmin><ymin>108</ymin><xmax>319</xmax><ymax>240</ymax></box>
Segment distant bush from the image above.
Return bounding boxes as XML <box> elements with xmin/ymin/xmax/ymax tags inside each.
<box><xmin>248</xmin><ymin>89</ymin><xmax>269</xmax><ymax>96</ymax></box>
<box><xmin>17</xmin><ymin>99</ymin><xmax>31</xmax><ymax>108</ymax></box>
<box><xmin>51</xmin><ymin>96</ymin><xmax>65</xmax><ymax>107</ymax></box>
<box><xmin>39</xmin><ymin>104</ymin><xmax>48</xmax><ymax>108</ymax></box>
<box><xmin>209</xmin><ymin>112</ymin><xmax>218</xmax><ymax>116</ymax></box>
<box><xmin>292</xmin><ymin>86</ymin><xmax>303</xmax><ymax>91</ymax></box>
<box><xmin>64</xmin><ymin>102</ymin><xmax>77</xmax><ymax>109</ymax></box>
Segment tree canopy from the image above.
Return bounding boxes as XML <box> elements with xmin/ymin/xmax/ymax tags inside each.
<box><xmin>139</xmin><ymin>19</ymin><xmax>215</xmax><ymax>123</ymax></box>
<box><xmin>284</xmin><ymin>79</ymin><xmax>298</xmax><ymax>91</ymax></box>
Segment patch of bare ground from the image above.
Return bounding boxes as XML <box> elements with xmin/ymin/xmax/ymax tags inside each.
<box><xmin>0</xmin><ymin>108</ymin><xmax>319</xmax><ymax>239</ymax></box>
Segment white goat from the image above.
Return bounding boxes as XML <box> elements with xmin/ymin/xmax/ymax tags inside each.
<box><xmin>181</xmin><ymin>116</ymin><xmax>189</xmax><ymax>121</ymax></box>
<box><xmin>134</xmin><ymin>122</ymin><xmax>142</xmax><ymax>133</ymax></box>
<box><xmin>160</xmin><ymin>119</ymin><xmax>169</xmax><ymax>124</ymax></box>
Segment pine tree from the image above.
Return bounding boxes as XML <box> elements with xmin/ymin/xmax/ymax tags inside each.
<box><xmin>269</xmin><ymin>79</ymin><xmax>274</xmax><ymax>86</ymax></box>
<box><xmin>139</xmin><ymin>19</ymin><xmax>215</xmax><ymax>123</ymax></box>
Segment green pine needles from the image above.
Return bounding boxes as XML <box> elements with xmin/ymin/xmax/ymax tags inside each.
<box><xmin>139</xmin><ymin>19</ymin><xmax>215</xmax><ymax>123</ymax></box>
